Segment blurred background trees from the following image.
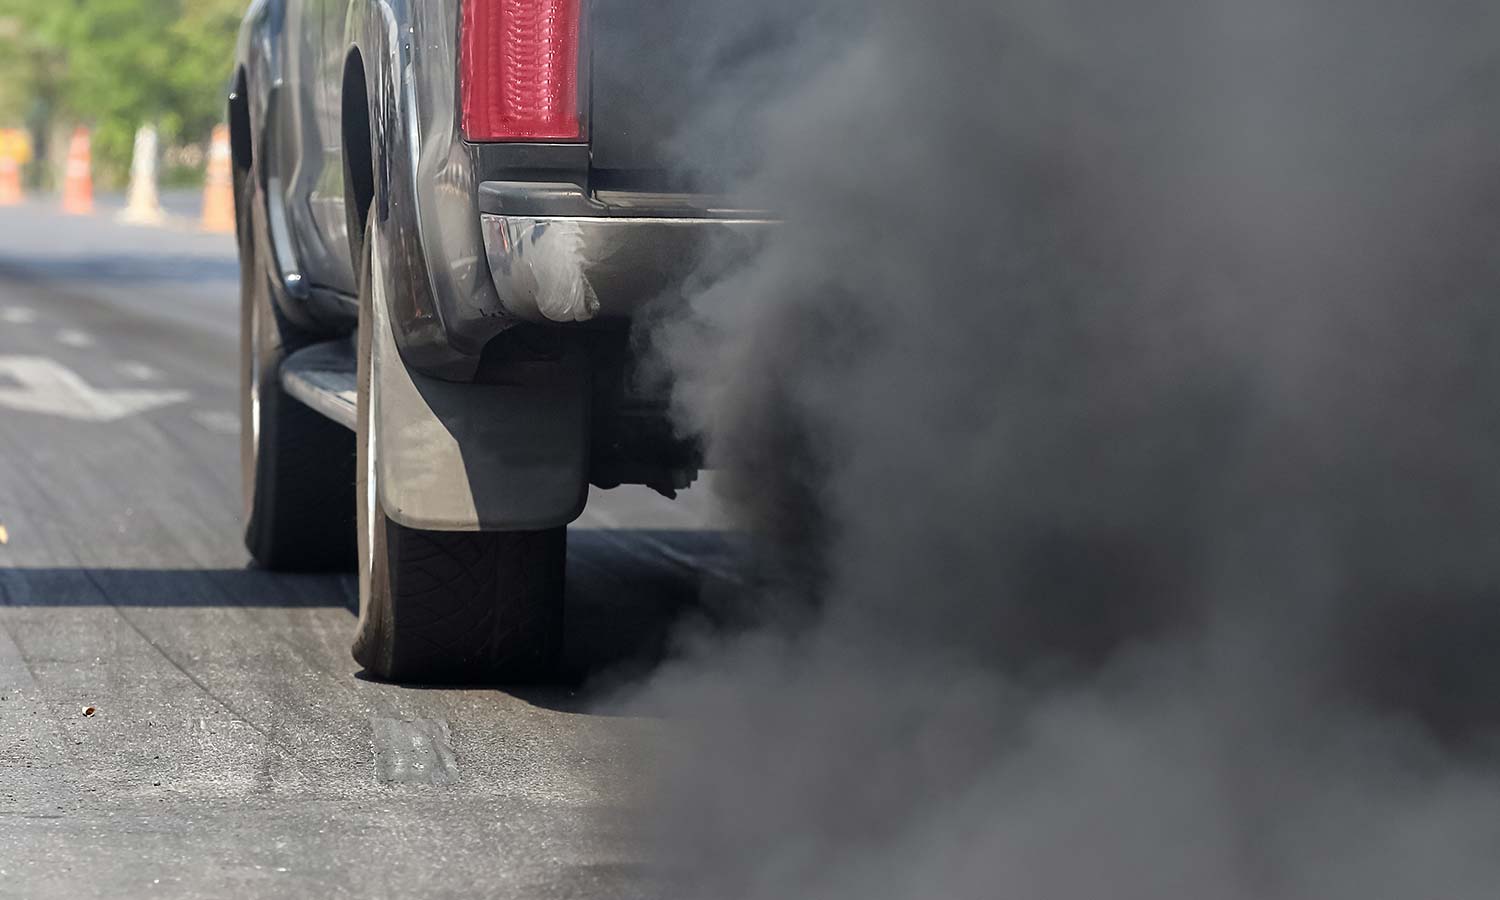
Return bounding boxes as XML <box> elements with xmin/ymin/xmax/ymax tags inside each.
<box><xmin>0</xmin><ymin>0</ymin><xmax>242</xmax><ymax>188</ymax></box>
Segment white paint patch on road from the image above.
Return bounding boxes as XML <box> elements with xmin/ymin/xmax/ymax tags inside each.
<box><xmin>370</xmin><ymin>718</ymin><xmax>459</xmax><ymax>785</ymax></box>
<box><xmin>117</xmin><ymin>361</ymin><xmax>161</xmax><ymax>382</ymax></box>
<box><xmin>191</xmin><ymin>410</ymin><xmax>240</xmax><ymax>436</ymax></box>
<box><xmin>0</xmin><ymin>357</ymin><xmax>189</xmax><ymax>422</ymax></box>
<box><xmin>0</xmin><ymin>307</ymin><xmax>36</xmax><ymax>326</ymax></box>
<box><xmin>54</xmin><ymin>329</ymin><xmax>95</xmax><ymax>349</ymax></box>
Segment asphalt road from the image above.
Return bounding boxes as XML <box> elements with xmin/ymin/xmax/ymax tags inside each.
<box><xmin>0</xmin><ymin>199</ymin><xmax>729</xmax><ymax>898</ymax></box>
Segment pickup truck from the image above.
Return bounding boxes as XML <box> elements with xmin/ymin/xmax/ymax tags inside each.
<box><xmin>229</xmin><ymin>0</ymin><xmax>771</xmax><ymax>682</ymax></box>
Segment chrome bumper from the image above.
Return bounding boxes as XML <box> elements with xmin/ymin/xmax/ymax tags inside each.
<box><xmin>479</xmin><ymin>214</ymin><xmax>774</xmax><ymax>324</ymax></box>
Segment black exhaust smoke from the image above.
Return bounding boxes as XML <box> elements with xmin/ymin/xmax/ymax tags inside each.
<box><xmin>616</xmin><ymin>1</ymin><xmax>1500</xmax><ymax>897</ymax></box>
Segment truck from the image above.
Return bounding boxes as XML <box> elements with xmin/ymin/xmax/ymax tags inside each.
<box><xmin>230</xmin><ymin>0</ymin><xmax>772</xmax><ymax>682</ymax></box>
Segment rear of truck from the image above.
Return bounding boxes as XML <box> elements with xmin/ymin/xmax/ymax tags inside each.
<box><xmin>454</xmin><ymin>0</ymin><xmax>779</xmax><ymax>493</ymax></box>
<box><xmin>334</xmin><ymin>0</ymin><xmax>783</xmax><ymax>681</ymax></box>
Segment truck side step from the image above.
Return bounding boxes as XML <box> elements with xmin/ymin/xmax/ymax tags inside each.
<box><xmin>280</xmin><ymin>339</ymin><xmax>357</xmax><ymax>430</ymax></box>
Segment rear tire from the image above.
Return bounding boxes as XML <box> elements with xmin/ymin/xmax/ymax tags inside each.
<box><xmin>350</xmin><ymin>219</ymin><xmax>565</xmax><ymax>683</ymax></box>
<box><xmin>238</xmin><ymin>175</ymin><xmax>357</xmax><ymax>571</ymax></box>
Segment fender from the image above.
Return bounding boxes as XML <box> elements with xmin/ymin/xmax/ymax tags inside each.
<box><xmin>233</xmin><ymin>0</ymin><xmax>350</xmax><ymax>334</ymax></box>
<box><xmin>367</xmin><ymin>227</ymin><xmax>590</xmax><ymax>530</ymax></box>
<box><xmin>345</xmin><ymin>0</ymin><xmax>591</xmax><ymax>529</ymax></box>
<box><xmin>344</xmin><ymin>0</ymin><xmax>516</xmax><ymax>381</ymax></box>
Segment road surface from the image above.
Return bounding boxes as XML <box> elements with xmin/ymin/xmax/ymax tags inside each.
<box><xmin>0</xmin><ymin>199</ymin><xmax>729</xmax><ymax>898</ymax></box>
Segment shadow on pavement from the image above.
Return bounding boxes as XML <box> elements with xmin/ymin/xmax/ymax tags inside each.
<box><xmin>0</xmin><ymin>254</ymin><xmax>240</xmax><ymax>285</ymax></box>
<box><xmin>356</xmin><ymin>528</ymin><xmax>744</xmax><ymax>709</ymax></box>
<box><xmin>0</xmin><ymin>566</ymin><xmax>354</xmax><ymax>608</ymax></box>
<box><xmin>0</xmin><ymin>528</ymin><xmax>741</xmax><ymax>706</ymax></box>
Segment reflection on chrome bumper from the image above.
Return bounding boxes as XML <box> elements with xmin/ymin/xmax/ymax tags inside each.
<box><xmin>479</xmin><ymin>214</ymin><xmax>774</xmax><ymax>324</ymax></box>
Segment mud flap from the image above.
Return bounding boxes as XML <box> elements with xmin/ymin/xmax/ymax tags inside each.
<box><xmin>370</xmin><ymin>288</ymin><xmax>589</xmax><ymax>532</ymax></box>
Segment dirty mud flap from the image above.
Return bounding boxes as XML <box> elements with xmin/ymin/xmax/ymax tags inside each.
<box><xmin>369</xmin><ymin>275</ymin><xmax>589</xmax><ymax>532</ymax></box>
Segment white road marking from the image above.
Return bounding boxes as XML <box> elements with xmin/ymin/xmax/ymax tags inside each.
<box><xmin>54</xmin><ymin>329</ymin><xmax>95</xmax><ymax>349</ymax></box>
<box><xmin>0</xmin><ymin>307</ymin><xmax>36</xmax><ymax>326</ymax></box>
<box><xmin>0</xmin><ymin>357</ymin><xmax>189</xmax><ymax>422</ymax></box>
<box><xmin>191</xmin><ymin>410</ymin><xmax>240</xmax><ymax>436</ymax></box>
<box><xmin>117</xmin><ymin>361</ymin><xmax>161</xmax><ymax>381</ymax></box>
<box><xmin>370</xmin><ymin>718</ymin><xmax>459</xmax><ymax>785</ymax></box>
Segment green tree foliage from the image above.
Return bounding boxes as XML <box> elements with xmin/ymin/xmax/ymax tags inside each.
<box><xmin>0</xmin><ymin>0</ymin><xmax>242</xmax><ymax>184</ymax></box>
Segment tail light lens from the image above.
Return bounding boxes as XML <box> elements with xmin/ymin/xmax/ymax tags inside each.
<box><xmin>461</xmin><ymin>0</ymin><xmax>583</xmax><ymax>142</ymax></box>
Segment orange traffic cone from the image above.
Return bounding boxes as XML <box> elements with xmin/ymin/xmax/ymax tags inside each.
<box><xmin>0</xmin><ymin>155</ymin><xmax>20</xmax><ymax>206</ymax></box>
<box><xmin>61</xmin><ymin>127</ymin><xmax>94</xmax><ymax>215</ymax></box>
<box><xmin>201</xmin><ymin>125</ymin><xmax>235</xmax><ymax>234</ymax></box>
<box><xmin>0</xmin><ymin>128</ymin><xmax>30</xmax><ymax>206</ymax></box>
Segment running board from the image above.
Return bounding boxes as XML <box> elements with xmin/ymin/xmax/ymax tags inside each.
<box><xmin>280</xmin><ymin>339</ymin><xmax>357</xmax><ymax>430</ymax></box>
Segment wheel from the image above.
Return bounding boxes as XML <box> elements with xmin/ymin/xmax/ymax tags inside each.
<box><xmin>350</xmin><ymin>219</ymin><xmax>565</xmax><ymax>683</ymax></box>
<box><xmin>238</xmin><ymin>174</ymin><xmax>356</xmax><ymax>570</ymax></box>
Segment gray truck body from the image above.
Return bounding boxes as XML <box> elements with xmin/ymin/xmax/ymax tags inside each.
<box><xmin>230</xmin><ymin>0</ymin><xmax>773</xmax><ymax>529</ymax></box>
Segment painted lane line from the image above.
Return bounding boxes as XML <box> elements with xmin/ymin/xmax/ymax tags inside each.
<box><xmin>117</xmin><ymin>361</ymin><xmax>161</xmax><ymax>381</ymax></box>
<box><xmin>370</xmin><ymin>718</ymin><xmax>459</xmax><ymax>785</ymax></box>
<box><xmin>190</xmin><ymin>410</ymin><xmax>240</xmax><ymax>436</ymax></box>
<box><xmin>0</xmin><ymin>356</ymin><xmax>189</xmax><ymax>422</ymax></box>
<box><xmin>0</xmin><ymin>307</ymin><xmax>36</xmax><ymax>326</ymax></box>
<box><xmin>54</xmin><ymin>329</ymin><xmax>95</xmax><ymax>349</ymax></box>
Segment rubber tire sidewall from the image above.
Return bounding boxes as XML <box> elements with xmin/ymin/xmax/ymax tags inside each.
<box><xmin>351</xmin><ymin>218</ymin><xmax>566</xmax><ymax>683</ymax></box>
<box><xmin>238</xmin><ymin>175</ymin><xmax>356</xmax><ymax>571</ymax></box>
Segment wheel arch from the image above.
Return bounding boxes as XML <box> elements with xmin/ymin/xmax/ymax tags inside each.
<box><xmin>340</xmin><ymin>0</ymin><xmax>512</xmax><ymax>379</ymax></box>
<box><xmin>228</xmin><ymin>67</ymin><xmax>253</xmax><ymax>175</ymax></box>
<box><xmin>342</xmin><ymin>47</ymin><xmax>376</xmax><ymax>266</ymax></box>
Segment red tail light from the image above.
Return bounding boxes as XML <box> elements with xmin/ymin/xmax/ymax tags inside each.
<box><xmin>461</xmin><ymin>0</ymin><xmax>583</xmax><ymax>142</ymax></box>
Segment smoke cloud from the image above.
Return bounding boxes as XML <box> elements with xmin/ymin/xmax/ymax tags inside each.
<box><xmin>616</xmin><ymin>2</ymin><xmax>1500</xmax><ymax>897</ymax></box>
